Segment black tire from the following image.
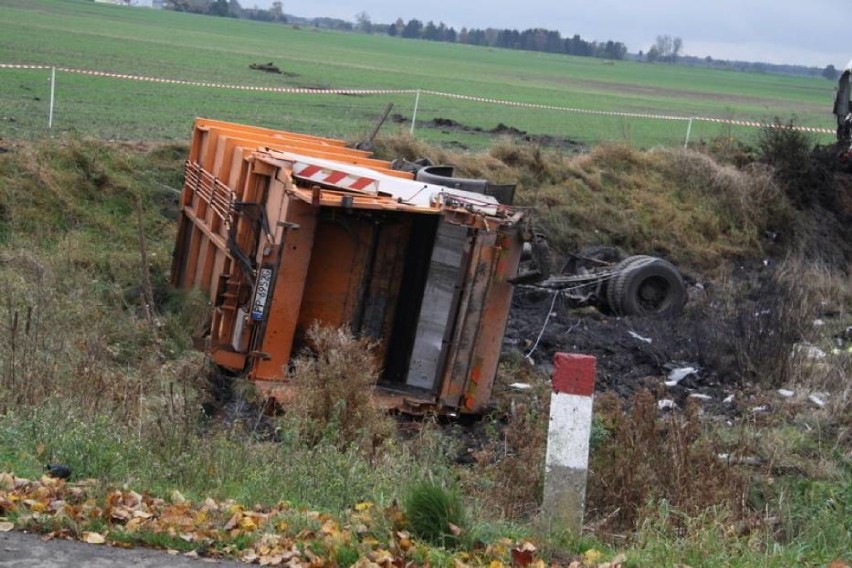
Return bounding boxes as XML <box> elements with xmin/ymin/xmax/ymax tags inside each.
<box><xmin>604</xmin><ymin>255</ymin><xmax>651</xmax><ymax>314</ymax></box>
<box><xmin>610</xmin><ymin>256</ymin><xmax>686</xmax><ymax>317</ymax></box>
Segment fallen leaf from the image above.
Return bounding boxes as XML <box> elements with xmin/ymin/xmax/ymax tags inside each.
<box><xmin>35</xmin><ymin>442</ymin><xmax>45</xmax><ymax>457</ymax></box>
<box><xmin>448</xmin><ymin>522</ymin><xmax>462</xmax><ymax>536</ymax></box>
<box><xmin>0</xmin><ymin>521</ymin><xmax>14</xmax><ymax>532</ymax></box>
<box><xmin>582</xmin><ymin>549</ymin><xmax>602</xmax><ymax>565</ymax></box>
<box><xmin>511</xmin><ymin>546</ymin><xmax>535</xmax><ymax>567</ymax></box>
<box><xmin>355</xmin><ymin>501</ymin><xmax>373</xmax><ymax>511</ymax></box>
<box><xmin>83</xmin><ymin>531</ymin><xmax>106</xmax><ymax>544</ymax></box>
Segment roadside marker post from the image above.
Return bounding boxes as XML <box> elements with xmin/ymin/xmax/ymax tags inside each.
<box><xmin>541</xmin><ymin>352</ymin><xmax>596</xmax><ymax>533</ymax></box>
<box><xmin>49</xmin><ymin>66</ymin><xmax>55</xmax><ymax>129</ymax></box>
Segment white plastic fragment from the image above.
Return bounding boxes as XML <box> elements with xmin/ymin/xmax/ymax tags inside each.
<box><xmin>718</xmin><ymin>453</ymin><xmax>764</xmax><ymax>466</ymax></box>
<box><xmin>658</xmin><ymin>399</ymin><xmax>676</xmax><ymax>410</ymax></box>
<box><xmin>665</xmin><ymin>366</ymin><xmax>698</xmax><ymax>387</ymax></box>
<box><xmin>813</xmin><ymin>319</ymin><xmax>825</xmax><ymax>327</ymax></box>
<box><xmin>688</xmin><ymin>393</ymin><xmax>712</xmax><ymax>401</ymax></box>
<box><xmin>777</xmin><ymin>389</ymin><xmax>795</xmax><ymax>398</ymax></box>
<box><xmin>794</xmin><ymin>344</ymin><xmax>827</xmax><ymax>359</ymax></box>
<box><xmin>808</xmin><ymin>394</ymin><xmax>826</xmax><ymax>408</ymax></box>
<box><xmin>628</xmin><ymin>330</ymin><xmax>652</xmax><ymax>344</ymax></box>
<box><xmin>751</xmin><ymin>405</ymin><xmax>769</xmax><ymax>413</ymax></box>
<box><xmin>509</xmin><ymin>382</ymin><xmax>533</xmax><ymax>391</ymax></box>
<box><xmin>723</xmin><ymin>394</ymin><xmax>735</xmax><ymax>404</ymax></box>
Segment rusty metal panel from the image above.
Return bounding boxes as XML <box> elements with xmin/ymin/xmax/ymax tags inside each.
<box><xmin>437</xmin><ymin>230</ymin><xmax>498</xmax><ymax>409</ymax></box>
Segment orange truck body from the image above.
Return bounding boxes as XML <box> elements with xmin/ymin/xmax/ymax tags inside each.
<box><xmin>171</xmin><ymin>118</ymin><xmax>524</xmax><ymax>413</ymax></box>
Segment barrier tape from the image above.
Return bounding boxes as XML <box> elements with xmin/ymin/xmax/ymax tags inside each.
<box><xmin>1</xmin><ymin>63</ymin><xmax>835</xmax><ymax>134</ymax></box>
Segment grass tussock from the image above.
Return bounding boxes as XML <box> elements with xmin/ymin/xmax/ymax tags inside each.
<box><xmin>378</xmin><ymin>135</ymin><xmax>802</xmax><ymax>273</ymax></box>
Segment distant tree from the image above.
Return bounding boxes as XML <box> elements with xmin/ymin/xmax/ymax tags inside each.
<box><xmin>402</xmin><ymin>18</ymin><xmax>422</xmax><ymax>39</ymax></box>
<box><xmin>823</xmin><ymin>64</ymin><xmax>839</xmax><ymax>80</ymax></box>
<box><xmin>269</xmin><ymin>1</ymin><xmax>284</xmax><ymax>22</ymax></box>
<box><xmin>387</xmin><ymin>23</ymin><xmax>397</xmax><ymax>36</ymax></box>
<box><xmin>422</xmin><ymin>20</ymin><xmax>438</xmax><ymax>41</ymax></box>
<box><xmin>207</xmin><ymin>0</ymin><xmax>228</xmax><ymax>16</ymax></box>
<box><xmin>227</xmin><ymin>0</ymin><xmax>241</xmax><ymax>17</ymax></box>
<box><xmin>355</xmin><ymin>11</ymin><xmax>372</xmax><ymax>33</ymax></box>
<box><xmin>672</xmin><ymin>37</ymin><xmax>683</xmax><ymax>63</ymax></box>
<box><xmin>649</xmin><ymin>35</ymin><xmax>682</xmax><ymax>63</ymax></box>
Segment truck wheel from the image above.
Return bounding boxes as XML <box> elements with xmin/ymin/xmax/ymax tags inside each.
<box><xmin>604</xmin><ymin>255</ymin><xmax>651</xmax><ymax>313</ymax></box>
<box><xmin>610</xmin><ymin>257</ymin><xmax>686</xmax><ymax>317</ymax></box>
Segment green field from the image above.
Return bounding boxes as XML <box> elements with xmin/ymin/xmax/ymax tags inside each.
<box><xmin>0</xmin><ymin>0</ymin><xmax>839</xmax><ymax>147</ymax></box>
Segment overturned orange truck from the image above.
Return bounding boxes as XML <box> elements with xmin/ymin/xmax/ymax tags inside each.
<box><xmin>171</xmin><ymin>119</ymin><xmax>526</xmax><ymax>414</ymax></box>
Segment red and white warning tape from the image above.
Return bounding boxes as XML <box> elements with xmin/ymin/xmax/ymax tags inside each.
<box><xmin>0</xmin><ymin>63</ymin><xmax>835</xmax><ymax>134</ymax></box>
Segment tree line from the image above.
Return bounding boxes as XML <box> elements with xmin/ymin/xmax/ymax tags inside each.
<box><xmin>386</xmin><ymin>18</ymin><xmax>627</xmax><ymax>60</ymax></box>
<box><xmin>161</xmin><ymin>1</ymin><xmax>628</xmax><ymax>61</ymax></box>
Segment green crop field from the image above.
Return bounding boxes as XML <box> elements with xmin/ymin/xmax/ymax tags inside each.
<box><xmin>0</xmin><ymin>0</ymin><xmax>839</xmax><ymax>147</ymax></box>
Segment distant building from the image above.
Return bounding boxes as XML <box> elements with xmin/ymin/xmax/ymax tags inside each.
<box><xmin>93</xmin><ymin>0</ymin><xmax>162</xmax><ymax>7</ymax></box>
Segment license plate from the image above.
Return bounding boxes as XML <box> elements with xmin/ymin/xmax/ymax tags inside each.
<box><xmin>251</xmin><ymin>267</ymin><xmax>273</xmax><ymax>321</ymax></box>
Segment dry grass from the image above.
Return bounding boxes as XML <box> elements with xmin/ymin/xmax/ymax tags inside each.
<box><xmin>587</xmin><ymin>390</ymin><xmax>750</xmax><ymax>533</ymax></box>
<box><xmin>287</xmin><ymin>323</ymin><xmax>395</xmax><ymax>451</ymax></box>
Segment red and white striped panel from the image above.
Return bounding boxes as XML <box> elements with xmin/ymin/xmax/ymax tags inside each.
<box><xmin>292</xmin><ymin>162</ymin><xmax>379</xmax><ymax>193</ymax></box>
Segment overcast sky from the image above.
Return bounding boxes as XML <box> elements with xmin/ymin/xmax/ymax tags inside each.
<box><xmin>248</xmin><ymin>0</ymin><xmax>848</xmax><ymax>68</ymax></box>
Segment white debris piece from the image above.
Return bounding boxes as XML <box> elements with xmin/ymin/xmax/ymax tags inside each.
<box><xmin>813</xmin><ymin>319</ymin><xmax>825</xmax><ymax>327</ymax></box>
<box><xmin>628</xmin><ymin>330</ymin><xmax>652</xmax><ymax>344</ymax></box>
<box><xmin>794</xmin><ymin>344</ymin><xmax>827</xmax><ymax>359</ymax></box>
<box><xmin>723</xmin><ymin>394</ymin><xmax>735</xmax><ymax>404</ymax></box>
<box><xmin>751</xmin><ymin>405</ymin><xmax>769</xmax><ymax>413</ymax></box>
<box><xmin>808</xmin><ymin>394</ymin><xmax>827</xmax><ymax>408</ymax></box>
<box><xmin>688</xmin><ymin>393</ymin><xmax>713</xmax><ymax>401</ymax></box>
<box><xmin>658</xmin><ymin>399</ymin><xmax>676</xmax><ymax>410</ymax></box>
<box><xmin>665</xmin><ymin>366</ymin><xmax>698</xmax><ymax>387</ymax></box>
<box><xmin>509</xmin><ymin>383</ymin><xmax>533</xmax><ymax>391</ymax></box>
<box><xmin>777</xmin><ymin>389</ymin><xmax>795</xmax><ymax>398</ymax></box>
<box><xmin>718</xmin><ymin>453</ymin><xmax>763</xmax><ymax>466</ymax></box>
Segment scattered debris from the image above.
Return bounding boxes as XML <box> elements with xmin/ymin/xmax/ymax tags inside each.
<box><xmin>628</xmin><ymin>330</ymin><xmax>653</xmax><ymax>344</ymax></box>
<box><xmin>657</xmin><ymin>399</ymin><xmax>676</xmax><ymax>410</ymax></box>
<box><xmin>44</xmin><ymin>464</ymin><xmax>71</xmax><ymax>480</ymax></box>
<box><xmin>794</xmin><ymin>343</ymin><xmax>827</xmax><ymax>359</ymax></box>
<box><xmin>665</xmin><ymin>366</ymin><xmax>698</xmax><ymax>387</ymax></box>
<box><xmin>249</xmin><ymin>62</ymin><xmax>281</xmax><ymax>74</ymax></box>
<box><xmin>808</xmin><ymin>394</ymin><xmax>827</xmax><ymax>408</ymax></box>
<box><xmin>777</xmin><ymin>389</ymin><xmax>795</xmax><ymax>398</ymax></box>
<box><xmin>718</xmin><ymin>453</ymin><xmax>764</xmax><ymax>466</ymax></box>
<box><xmin>509</xmin><ymin>383</ymin><xmax>533</xmax><ymax>391</ymax></box>
<box><xmin>688</xmin><ymin>393</ymin><xmax>713</xmax><ymax>401</ymax></box>
<box><xmin>723</xmin><ymin>394</ymin><xmax>735</xmax><ymax>404</ymax></box>
<box><xmin>751</xmin><ymin>405</ymin><xmax>769</xmax><ymax>413</ymax></box>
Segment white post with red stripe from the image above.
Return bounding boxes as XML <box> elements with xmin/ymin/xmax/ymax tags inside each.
<box><xmin>541</xmin><ymin>353</ymin><xmax>596</xmax><ymax>532</ymax></box>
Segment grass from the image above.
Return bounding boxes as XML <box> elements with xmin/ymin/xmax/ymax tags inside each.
<box><xmin>0</xmin><ymin>0</ymin><xmax>838</xmax><ymax>147</ymax></box>
<box><xmin>0</xmin><ymin>130</ymin><xmax>850</xmax><ymax>566</ymax></box>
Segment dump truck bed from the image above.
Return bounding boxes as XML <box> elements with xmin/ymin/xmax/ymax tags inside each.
<box><xmin>172</xmin><ymin>119</ymin><xmax>524</xmax><ymax>413</ymax></box>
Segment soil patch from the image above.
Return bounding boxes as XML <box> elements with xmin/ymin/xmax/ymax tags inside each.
<box><xmin>390</xmin><ymin>114</ymin><xmax>588</xmax><ymax>152</ymax></box>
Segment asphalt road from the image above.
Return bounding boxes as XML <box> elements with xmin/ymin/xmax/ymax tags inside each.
<box><xmin>0</xmin><ymin>531</ymin><xmax>245</xmax><ymax>568</ymax></box>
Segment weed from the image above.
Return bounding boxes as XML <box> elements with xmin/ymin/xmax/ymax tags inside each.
<box><xmin>287</xmin><ymin>323</ymin><xmax>395</xmax><ymax>452</ymax></box>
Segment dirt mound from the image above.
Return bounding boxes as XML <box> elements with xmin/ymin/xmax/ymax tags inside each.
<box><xmin>389</xmin><ymin>114</ymin><xmax>587</xmax><ymax>152</ymax></box>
